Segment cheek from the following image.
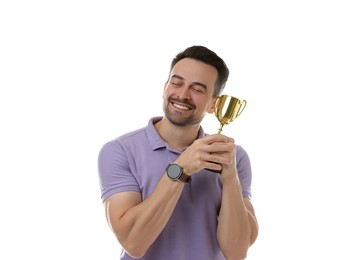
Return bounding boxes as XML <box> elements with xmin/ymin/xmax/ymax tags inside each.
<box><xmin>163</xmin><ymin>88</ymin><xmax>170</xmax><ymax>99</ymax></box>
<box><xmin>164</xmin><ymin>88</ymin><xmax>179</xmax><ymax>100</ymax></box>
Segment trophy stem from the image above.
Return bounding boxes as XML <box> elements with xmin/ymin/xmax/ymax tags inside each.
<box><xmin>217</xmin><ymin>123</ymin><xmax>224</xmax><ymax>134</ymax></box>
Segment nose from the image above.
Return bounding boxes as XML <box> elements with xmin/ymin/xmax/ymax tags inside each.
<box><xmin>176</xmin><ymin>86</ymin><xmax>191</xmax><ymax>100</ymax></box>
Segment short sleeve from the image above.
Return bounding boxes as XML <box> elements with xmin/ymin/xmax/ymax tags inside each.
<box><xmin>236</xmin><ymin>145</ymin><xmax>252</xmax><ymax>199</ymax></box>
<box><xmin>98</xmin><ymin>141</ymin><xmax>140</xmax><ymax>202</ymax></box>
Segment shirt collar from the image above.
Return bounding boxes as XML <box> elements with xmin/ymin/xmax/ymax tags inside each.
<box><xmin>145</xmin><ymin>117</ymin><xmax>205</xmax><ymax>151</ymax></box>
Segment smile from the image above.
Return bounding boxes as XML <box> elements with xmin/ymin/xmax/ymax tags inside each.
<box><xmin>171</xmin><ymin>102</ymin><xmax>193</xmax><ymax>111</ymax></box>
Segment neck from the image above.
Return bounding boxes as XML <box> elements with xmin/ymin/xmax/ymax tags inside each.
<box><xmin>155</xmin><ymin>117</ymin><xmax>201</xmax><ymax>151</ymax></box>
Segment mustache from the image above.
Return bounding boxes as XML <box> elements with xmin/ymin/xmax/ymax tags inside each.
<box><xmin>169</xmin><ymin>97</ymin><xmax>196</xmax><ymax>109</ymax></box>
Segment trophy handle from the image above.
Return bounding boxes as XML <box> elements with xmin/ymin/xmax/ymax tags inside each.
<box><xmin>237</xmin><ymin>100</ymin><xmax>247</xmax><ymax>117</ymax></box>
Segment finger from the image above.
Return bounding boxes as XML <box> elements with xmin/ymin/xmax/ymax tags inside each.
<box><xmin>206</xmin><ymin>150</ymin><xmax>233</xmax><ymax>164</ymax></box>
<box><xmin>216</xmin><ymin>134</ymin><xmax>234</xmax><ymax>144</ymax></box>
<box><xmin>205</xmin><ymin>161</ymin><xmax>223</xmax><ymax>171</ymax></box>
<box><xmin>227</xmin><ymin>137</ymin><xmax>235</xmax><ymax>143</ymax></box>
<box><xmin>209</xmin><ymin>155</ymin><xmax>233</xmax><ymax>166</ymax></box>
<box><xmin>204</xmin><ymin>134</ymin><xmax>229</xmax><ymax>144</ymax></box>
<box><xmin>207</xmin><ymin>142</ymin><xmax>234</xmax><ymax>153</ymax></box>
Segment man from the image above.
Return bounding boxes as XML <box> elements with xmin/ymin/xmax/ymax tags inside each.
<box><xmin>98</xmin><ymin>45</ymin><xmax>258</xmax><ymax>260</ymax></box>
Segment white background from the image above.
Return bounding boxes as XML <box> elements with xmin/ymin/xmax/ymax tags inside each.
<box><xmin>1</xmin><ymin>1</ymin><xmax>363</xmax><ymax>259</ymax></box>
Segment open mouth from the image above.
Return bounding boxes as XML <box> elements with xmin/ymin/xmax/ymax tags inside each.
<box><xmin>170</xmin><ymin>98</ymin><xmax>195</xmax><ymax>111</ymax></box>
<box><xmin>171</xmin><ymin>102</ymin><xmax>193</xmax><ymax>111</ymax></box>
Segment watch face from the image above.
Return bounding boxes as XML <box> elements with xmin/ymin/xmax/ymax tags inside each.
<box><xmin>168</xmin><ymin>164</ymin><xmax>181</xmax><ymax>179</ymax></box>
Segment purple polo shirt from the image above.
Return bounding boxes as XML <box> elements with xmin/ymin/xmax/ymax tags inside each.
<box><xmin>98</xmin><ymin>117</ymin><xmax>252</xmax><ymax>260</ymax></box>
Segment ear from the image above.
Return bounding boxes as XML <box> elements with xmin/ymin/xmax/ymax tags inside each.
<box><xmin>162</xmin><ymin>82</ymin><xmax>168</xmax><ymax>98</ymax></box>
<box><xmin>207</xmin><ymin>96</ymin><xmax>219</xmax><ymax>114</ymax></box>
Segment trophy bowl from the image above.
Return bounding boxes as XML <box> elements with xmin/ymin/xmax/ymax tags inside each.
<box><xmin>215</xmin><ymin>95</ymin><xmax>247</xmax><ymax>134</ymax></box>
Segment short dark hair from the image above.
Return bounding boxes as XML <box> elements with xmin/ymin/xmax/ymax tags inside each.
<box><xmin>170</xmin><ymin>46</ymin><xmax>229</xmax><ymax>97</ymax></box>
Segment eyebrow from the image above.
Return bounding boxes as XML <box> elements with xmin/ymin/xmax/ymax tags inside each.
<box><xmin>171</xmin><ymin>74</ymin><xmax>207</xmax><ymax>90</ymax></box>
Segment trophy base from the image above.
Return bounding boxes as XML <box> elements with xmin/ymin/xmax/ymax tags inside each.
<box><xmin>206</xmin><ymin>168</ymin><xmax>222</xmax><ymax>174</ymax></box>
<box><xmin>205</xmin><ymin>161</ymin><xmax>222</xmax><ymax>174</ymax></box>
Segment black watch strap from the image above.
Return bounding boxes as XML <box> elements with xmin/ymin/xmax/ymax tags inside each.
<box><xmin>178</xmin><ymin>172</ymin><xmax>191</xmax><ymax>183</ymax></box>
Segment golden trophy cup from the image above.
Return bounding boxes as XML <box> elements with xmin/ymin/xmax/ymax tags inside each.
<box><xmin>215</xmin><ymin>95</ymin><xmax>247</xmax><ymax>134</ymax></box>
<box><xmin>206</xmin><ymin>95</ymin><xmax>247</xmax><ymax>173</ymax></box>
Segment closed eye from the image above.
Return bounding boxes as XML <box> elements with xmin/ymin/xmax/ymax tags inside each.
<box><xmin>191</xmin><ymin>85</ymin><xmax>206</xmax><ymax>94</ymax></box>
<box><xmin>170</xmin><ymin>75</ymin><xmax>184</xmax><ymax>87</ymax></box>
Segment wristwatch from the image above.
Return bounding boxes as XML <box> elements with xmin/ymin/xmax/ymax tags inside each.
<box><xmin>166</xmin><ymin>163</ymin><xmax>191</xmax><ymax>183</ymax></box>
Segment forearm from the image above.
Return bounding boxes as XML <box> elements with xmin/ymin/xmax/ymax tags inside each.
<box><xmin>111</xmin><ymin>174</ymin><xmax>185</xmax><ymax>257</ymax></box>
<box><xmin>217</xmin><ymin>175</ymin><xmax>258</xmax><ymax>260</ymax></box>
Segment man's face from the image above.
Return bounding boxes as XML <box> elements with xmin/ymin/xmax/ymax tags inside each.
<box><xmin>163</xmin><ymin>58</ymin><xmax>218</xmax><ymax>127</ymax></box>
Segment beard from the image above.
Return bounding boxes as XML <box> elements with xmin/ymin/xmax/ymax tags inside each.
<box><xmin>163</xmin><ymin>97</ymin><xmax>204</xmax><ymax>127</ymax></box>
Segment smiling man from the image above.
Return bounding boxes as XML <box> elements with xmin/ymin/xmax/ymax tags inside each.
<box><xmin>98</xmin><ymin>46</ymin><xmax>258</xmax><ymax>260</ymax></box>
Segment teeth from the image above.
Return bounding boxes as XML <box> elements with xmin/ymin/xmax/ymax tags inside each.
<box><xmin>173</xmin><ymin>103</ymin><xmax>190</xmax><ymax>110</ymax></box>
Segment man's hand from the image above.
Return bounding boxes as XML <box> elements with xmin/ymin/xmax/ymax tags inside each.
<box><xmin>219</xmin><ymin>136</ymin><xmax>238</xmax><ymax>180</ymax></box>
<box><xmin>174</xmin><ymin>134</ymin><xmax>236</xmax><ymax>176</ymax></box>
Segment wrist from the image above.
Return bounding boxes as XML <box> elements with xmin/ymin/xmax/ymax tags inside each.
<box><xmin>166</xmin><ymin>163</ymin><xmax>191</xmax><ymax>183</ymax></box>
<box><xmin>173</xmin><ymin>160</ymin><xmax>192</xmax><ymax>176</ymax></box>
<box><xmin>221</xmin><ymin>169</ymin><xmax>239</xmax><ymax>182</ymax></box>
